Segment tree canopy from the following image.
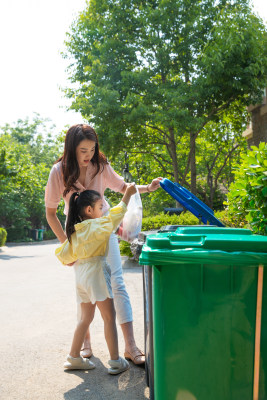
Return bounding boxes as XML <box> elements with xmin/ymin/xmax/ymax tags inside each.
<box><xmin>0</xmin><ymin>116</ymin><xmax>64</xmax><ymax>241</ymax></box>
<box><xmin>64</xmin><ymin>0</ymin><xmax>267</xmax><ymax>193</ymax></box>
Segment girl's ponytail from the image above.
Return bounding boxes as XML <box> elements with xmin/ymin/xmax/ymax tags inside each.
<box><xmin>66</xmin><ymin>192</ymin><xmax>81</xmax><ymax>242</ymax></box>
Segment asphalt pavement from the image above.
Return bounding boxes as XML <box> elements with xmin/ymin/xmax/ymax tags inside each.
<box><xmin>0</xmin><ymin>240</ymin><xmax>149</xmax><ymax>400</ymax></box>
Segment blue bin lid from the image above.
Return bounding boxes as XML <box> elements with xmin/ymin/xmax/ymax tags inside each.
<box><xmin>160</xmin><ymin>178</ymin><xmax>225</xmax><ymax>227</ymax></box>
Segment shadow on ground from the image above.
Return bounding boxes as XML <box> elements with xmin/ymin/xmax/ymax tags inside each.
<box><xmin>64</xmin><ymin>357</ymin><xmax>147</xmax><ymax>400</ymax></box>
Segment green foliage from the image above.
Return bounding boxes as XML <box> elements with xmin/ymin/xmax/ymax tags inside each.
<box><xmin>43</xmin><ymin>229</ymin><xmax>57</xmax><ymax>240</ymax></box>
<box><xmin>142</xmin><ymin>209</ymin><xmax>246</xmax><ymax>231</ymax></box>
<box><xmin>0</xmin><ymin>116</ymin><xmax>63</xmax><ymax>241</ymax></box>
<box><xmin>226</xmin><ymin>143</ymin><xmax>267</xmax><ymax>235</ymax></box>
<box><xmin>196</xmin><ymin>104</ymin><xmax>249</xmax><ymax>208</ymax></box>
<box><xmin>119</xmin><ymin>240</ymin><xmax>133</xmax><ymax>257</ymax></box>
<box><xmin>214</xmin><ymin>209</ymin><xmax>247</xmax><ymax>228</ymax></box>
<box><xmin>0</xmin><ymin>227</ymin><xmax>7</xmax><ymax>246</ymax></box>
<box><xmin>142</xmin><ymin>212</ymin><xmax>199</xmax><ymax>231</ymax></box>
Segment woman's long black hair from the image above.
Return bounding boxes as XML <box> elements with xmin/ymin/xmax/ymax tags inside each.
<box><xmin>66</xmin><ymin>190</ymin><xmax>101</xmax><ymax>242</ymax></box>
<box><xmin>56</xmin><ymin>124</ymin><xmax>108</xmax><ymax>197</ymax></box>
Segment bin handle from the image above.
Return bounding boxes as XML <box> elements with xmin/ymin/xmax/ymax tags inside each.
<box><xmin>169</xmin><ymin>235</ymin><xmax>205</xmax><ymax>247</ymax></box>
<box><xmin>253</xmin><ymin>265</ymin><xmax>264</xmax><ymax>400</ymax></box>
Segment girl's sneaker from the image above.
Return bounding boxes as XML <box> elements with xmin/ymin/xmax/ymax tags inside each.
<box><xmin>108</xmin><ymin>357</ymin><xmax>129</xmax><ymax>375</ymax></box>
<box><xmin>64</xmin><ymin>354</ymin><xmax>95</xmax><ymax>370</ymax></box>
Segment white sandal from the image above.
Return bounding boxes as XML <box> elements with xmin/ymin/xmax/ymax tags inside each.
<box><xmin>108</xmin><ymin>357</ymin><xmax>129</xmax><ymax>375</ymax></box>
<box><xmin>81</xmin><ymin>347</ymin><xmax>93</xmax><ymax>358</ymax></box>
<box><xmin>64</xmin><ymin>354</ymin><xmax>95</xmax><ymax>370</ymax></box>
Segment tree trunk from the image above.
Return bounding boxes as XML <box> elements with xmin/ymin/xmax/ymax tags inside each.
<box><xmin>190</xmin><ymin>132</ymin><xmax>197</xmax><ymax>194</ymax></box>
<box><xmin>207</xmin><ymin>170</ymin><xmax>213</xmax><ymax>208</ymax></box>
<box><xmin>168</xmin><ymin>127</ymin><xmax>182</xmax><ymax>208</ymax></box>
<box><xmin>168</xmin><ymin>127</ymin><xmax>179</xmax><ymax>183</ymax></box>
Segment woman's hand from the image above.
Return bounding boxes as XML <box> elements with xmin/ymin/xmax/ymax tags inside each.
<box><xmin>147</xmin><ymin>177</ymin><xmax>163</xmax><ymax>193</ymax></box>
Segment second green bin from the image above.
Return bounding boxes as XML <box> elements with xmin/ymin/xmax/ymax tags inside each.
<box><xmin>139</xmin><ymin>226</ymin><xmax>267</xmax><ymax>400</ymax></box>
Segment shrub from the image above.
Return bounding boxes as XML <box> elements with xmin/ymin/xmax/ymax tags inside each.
<box><xmin>214</xmin><ymin>209</ymin><xmax>247</xmax><ymax>228</ymax></box>
<box><xmin>226</xmin><ymin>143</ymin><xmax>267</xmax><ymax>235</ymax></box>
<box><xmin>119</xmin><ymin>240</ymin><xmax>133</xmax><ymax>257</ymax></box>
<box><xmin>6</xmin><ymin>226</ymin><xmax>30</xmax><ymax>242</ymax></box>
<box><xmin>43</xmin><ymin>229</ymin><xmax>57</xmax><ymax>240</ymax></box>
<box><xmin>142</xmin><ymin>210</ymin><xmax>247</xmax><ymax>232</ymax></box>
<box><xmin>0</xmin><ymin>227</ymin><xmax>7</xmax><ymax>246</ymax></box>
<box><xmin>142</xmin><ymin>212</ymin><xmax>199</xmax><ymax>231</ymax></box>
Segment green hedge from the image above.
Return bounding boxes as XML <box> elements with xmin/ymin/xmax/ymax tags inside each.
<box><xmin>142</xmin><ymin>210</ymin><xmax>247</xmax><ymax>231</ymax></box>
<box><xmin>6</xmin><ymin>226</ymin><xmax>28</xmax><ymax>242</ymax></box>
<box><xmin>0</xmin><ymin>227</ymin><xmax>7</xmax><ymax>247</ymax></box>
<box><xmin>142</xmin><ymin>212</ymin><xmax>199</xmax><ymax>231</ymax></box>
<box><xmin>43</xmin><ymin>229</ymin><xmax>57</xmax><ymax>240</ymax></box>
<box><xmin>214</xmin><ymin>210</ymin><xmax>247</xmax><ymax>229</ymax></box>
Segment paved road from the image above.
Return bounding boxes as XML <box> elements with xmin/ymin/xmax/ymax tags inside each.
<box><xmin>0</xmin><ymin>241</ymin><xmax>149</xmax><ymax>400</ymax></box>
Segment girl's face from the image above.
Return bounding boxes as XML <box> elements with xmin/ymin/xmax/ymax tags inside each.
<box><xmin>84</xmin><ymin>198</ymin><xmax>104</xmax><ymax>219</ymax></box>
<box><xmin>76</xmin><ymin>139</ymin><xmax>96</xmax><ymax>168</ymax></box>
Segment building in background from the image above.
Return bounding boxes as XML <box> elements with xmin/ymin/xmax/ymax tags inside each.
<box><xmin>242</xmin><ymin>88</ymin><xmax>267</xmax><ymax>146</ymax></box>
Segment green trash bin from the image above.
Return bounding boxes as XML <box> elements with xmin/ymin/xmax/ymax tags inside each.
<box><xmin>37</xmin><ymin>229</ymin><xmax>44</xmax><ymax>241</ymax></box>
<box><xmin>30</xmin><ymin>229</ymin><xmax>38</xmax><ymax>241</ymax></box>
<box><xmin>139</xmin><ymin>226</ymin><xmax>267</xmax><ymax>400</ymax></box>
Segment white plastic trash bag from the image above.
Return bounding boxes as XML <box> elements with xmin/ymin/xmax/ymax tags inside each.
<box><xmin>117</xmin><ymin>189</ymin><xmax>143</xmax><ymax>243</ymax></box>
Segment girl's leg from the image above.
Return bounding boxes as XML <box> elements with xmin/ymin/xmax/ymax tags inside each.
<box><xmin>96</xmin><ymin>298</ymin><xmax>119</xmax><ymax>360</ymax></box>
<box><xmin>107</xmin><ymin>233</ymin><xmax>145</xmax><ymax>364</ymax></box>
<box><xmin>78</xmin><ymin>303</ymin><xmax>95</xmax><ymax>357</ymax></box>
<box><xmin>97</xmin><ymin>297</ymin><xmax>129</xmax><ymax>375</ymax></box>
<box><xmin>70</xmin><ymin>302</ymin><xmax>96</xmax><ymax>358</ymax></box>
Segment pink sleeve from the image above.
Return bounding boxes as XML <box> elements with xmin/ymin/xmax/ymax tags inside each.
<box><xmin>104</xmin><ymin>163</ymin><xmax>125</xmax><ymax>192</ymax></box>
<box><xmin>44</xmin><ymin>164</ymin><xmax>64</xmax><ymax>208</ymax></box>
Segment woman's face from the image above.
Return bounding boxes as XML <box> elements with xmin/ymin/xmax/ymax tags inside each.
<box><xmin>76</xmin><ymin>139</ymin><xmax>96</xmax><ymax>168</ymax></box>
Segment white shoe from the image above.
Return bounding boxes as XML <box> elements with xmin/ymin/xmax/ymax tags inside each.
<box><xmin>64</xmin><ymin>354</ymin><xmax>95</xmax><ymax>370</ymax></box>
<box><xmin>108</xmin><ymin>357</ymin><xmax>129</xmax><ymax>375</ymax></box>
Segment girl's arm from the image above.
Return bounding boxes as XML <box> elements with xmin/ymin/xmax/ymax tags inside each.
<box><xmin>46</xmin><ymin>207</ymin><xmax>67</xmax><ymax>244</ymax></box>
<box><xmin>106</xmin><ymin>184</ymin><xmax>136</xmax><ymax>230</ymax></box>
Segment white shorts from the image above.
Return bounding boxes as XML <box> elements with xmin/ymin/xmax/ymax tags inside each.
<box><xmin>74</xmin><ymin>256</ymin><xmax>112</xmax><ymax>304</ymax></box>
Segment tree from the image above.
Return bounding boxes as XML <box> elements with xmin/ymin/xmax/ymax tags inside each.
<box><xmin>195</xmin><ymin>102</ymin><xmax>248</xmax><ymax>208</ymax></box>
<box><xmin>0</xmin><ymin>117</ymin><xmax>64</xmax><ymax>241</ymax></box>
<box><xmin>64</xmin><ymin>0</ymin><xmax>267</xmax><ymax>194</ymax></box>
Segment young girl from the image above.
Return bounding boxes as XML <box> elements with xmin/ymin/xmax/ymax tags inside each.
<box><xmin>55</xmin><ymin>183</ymin><xmax>136</xmax><ymax>374</ymax></box>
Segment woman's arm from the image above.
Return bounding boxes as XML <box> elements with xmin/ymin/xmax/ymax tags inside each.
<box><xmin>46</xmin><ymin>207</ymin><xmax>67</xmax><ymax>244</ymax></box>
<box><xmin>120</xmin><ymin>177</ymin><xmax>163</xmax><ymax>194</ymax></box>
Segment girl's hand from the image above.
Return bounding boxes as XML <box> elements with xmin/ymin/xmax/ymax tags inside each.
<box><xmin>147</xmin><ymin>177</ymin><xmax>163</xmax><ymax>192</ymax></box>
<box><xmin>66</xmin><ymin>261</ymin><xmax>76</xmax><ymax>267</ymax></box>
<box><xmin>122</xmin><ymin>183</ymin><xmax>136</xmax><ymax>205</ymax></box>
<box><xmin>125</xmin><ymin>182</ymin><xmax>137</xmax><ymax>196</ymax></box>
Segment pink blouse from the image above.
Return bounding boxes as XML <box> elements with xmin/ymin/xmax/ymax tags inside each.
<box><xmin>45</xmin><ymin>160</ymin><xmax>125</xmax><ymax>215</ymax></box>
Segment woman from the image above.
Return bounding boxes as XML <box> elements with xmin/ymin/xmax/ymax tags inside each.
<box><xmin>45</xmin><ymin>124</ymin><xmax>162</xmax><ymax>365</ymax></box>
